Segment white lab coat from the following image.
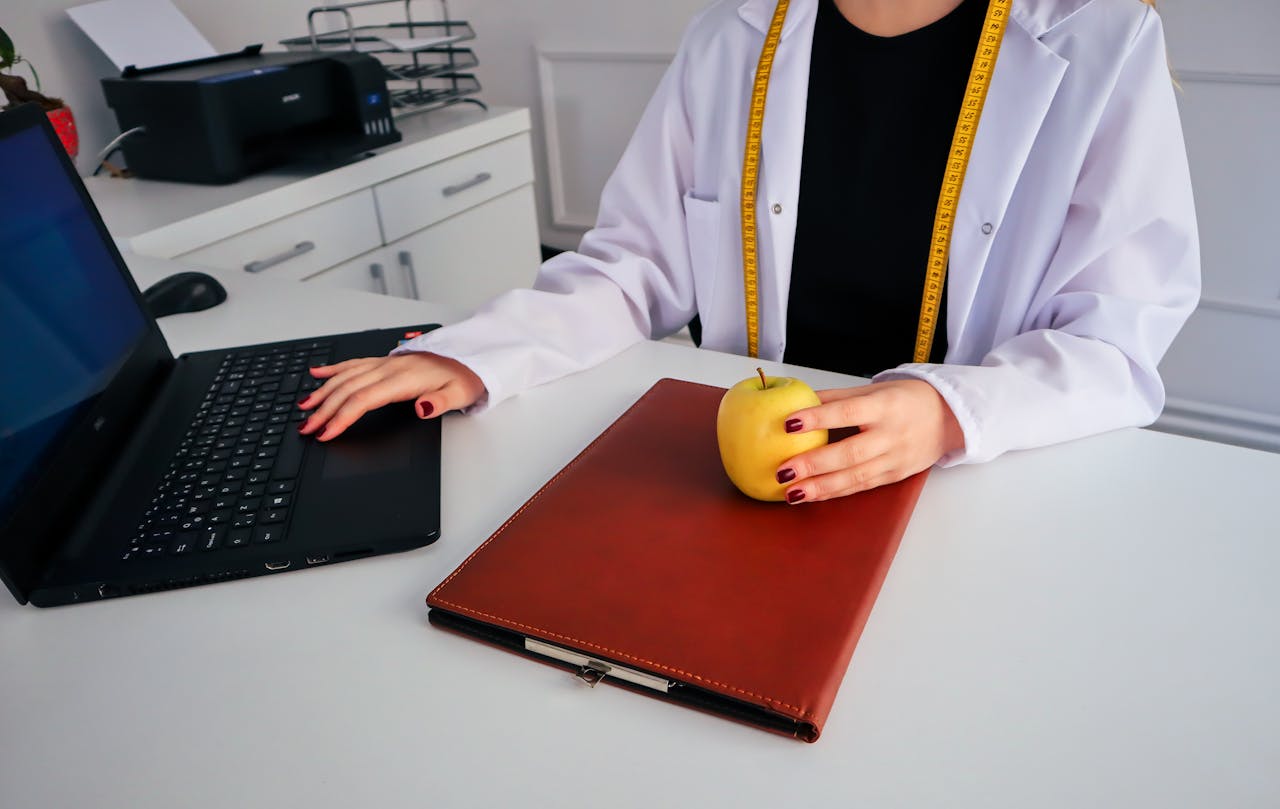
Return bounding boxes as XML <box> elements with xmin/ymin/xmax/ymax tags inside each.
<box><xmin>403</xmin><ymin>0</ymin><xmax>1200</xmax><ymax>466</ymax></box>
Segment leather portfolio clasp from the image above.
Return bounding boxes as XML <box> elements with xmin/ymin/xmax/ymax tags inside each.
<box><xmin>575</xmin><ymin>663</ymin><xmax>610</xmax><ymax>687</ymax></box>
<box><xmin>525</xmin><ymin>637</ymin><xmax>672</xmax><ymax>693</ymax></box>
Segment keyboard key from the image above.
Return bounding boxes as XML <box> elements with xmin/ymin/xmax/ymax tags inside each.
<box><xmin>209</xmin><ymin>509</ymin><xmax>232</xmax><ymax>525</ymax></box>
<box><xmin>232</xmin><ymin>514</ymin><xmax>256</xmax><ymax>529</ymax></box>
<box><xmin>271</xmin><ymin>430</ymin><xmax>304</xmax><ymax>480</ymax></box>
<box><xmin>267</xmin><ymin>481</ymin><xmax>295</xmax><ymax>494</ymax></box>
<box><xmin>226</xmin><ymin>530</ymin><xmax>252</xmax><ymax>548</ymax></box>
<box><xmin>169</xmin><ymin>535</ymin><xmax>197</xmax><ymax>555</ymax></box>
<box><xmin>253</xmin><ymin>525</ymin><xmax>283</xmax><ymax>544</ymax></box>
<box><xmin>266</xmin><ymin>494</ymin><xmax>291</xmax><ymax>509</ymax></box>
<box><xmin>243</xmin><ymin>484</ymin><xmax>266</xmax><ymax>499</ymax></box>
<box><xmin>247</xmin><ymin>471</ymin><xmax>269</xmax><ymax>485</ymax></box>
<box><xmin>200</xmin><ymin>528</ymin><xmax>226</xmax><ymax>551</ymax></box>
<box><xmin>260</xmin><ymin>509</ymin><xmax>287</xmax><ymax>525</ymax></box>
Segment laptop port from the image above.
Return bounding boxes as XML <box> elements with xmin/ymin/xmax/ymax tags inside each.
<box><xmin>264</xmin><ymin>560</ymin><xmax>291</xmax><ymax>571</ymax></box>
<box><xmin>305</xmin><ymin>555</ymin><xmax>330</xmax><ymax>565</ymax></box>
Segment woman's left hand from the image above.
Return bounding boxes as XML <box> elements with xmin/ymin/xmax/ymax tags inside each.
<box><xmin>776</xmin><ymin>379</ymin><xmax>965</xmax><ymax>504</ymax></box>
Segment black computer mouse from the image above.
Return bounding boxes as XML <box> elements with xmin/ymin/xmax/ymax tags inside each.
<box><xmin>143</xmin><ymin>271</ymin><xmax>228</xmax><ymax>318</ymax></box>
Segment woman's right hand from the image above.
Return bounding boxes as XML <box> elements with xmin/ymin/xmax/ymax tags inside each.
<box><xmin>297</xmin><ymin>352</ymin><xmax>485</xmax><ymax>441</ymax></box>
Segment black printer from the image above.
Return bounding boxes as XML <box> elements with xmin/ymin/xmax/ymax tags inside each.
<box><xmin>102</xmin><ymin>46</ymin><xmax>401</xmax><ymax>184</ymax></box>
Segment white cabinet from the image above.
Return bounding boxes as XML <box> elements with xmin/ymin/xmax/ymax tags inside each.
<box><xmin>302</xmin><ymin>246</ymin><xmax>403</xmax><ymax>297</ymax></box>
<box><xmin>88</xmin><ymin>107</ymin><xmax>542</xmax><ymax>314</ymax></box>
<box><xmin>307</xmin><ymin>185</ymin><xmax>541</xmax><ymax>313</ymax></box>
<box><xmin>374</xmin><ymin>133</ymin><xmax>535</xmax><ymax>243</ymax></box>
<box><xmin>178</xmin><ymin>190</ymin><xmax>384</xmax><ymax>281</ymax></box>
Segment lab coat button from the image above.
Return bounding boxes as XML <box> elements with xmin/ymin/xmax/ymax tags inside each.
<box><xmin>981</xmin><ymin>222</ymin><xmax>994</xmax><ymax>235</ymax></box>
<box><xmin>772</xmin><ymin>203</ymin><xmax>782</xmax><ymax>215</ymax></box>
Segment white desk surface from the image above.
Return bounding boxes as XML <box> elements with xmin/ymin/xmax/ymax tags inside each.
<box><xmin>3</xmin><ymin>257</ymin><xmax>1279</xmax><ymax>808</ymax></box>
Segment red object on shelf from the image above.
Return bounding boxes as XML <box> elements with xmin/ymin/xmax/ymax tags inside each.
<box><xmin>46</xmin><ymin>106</ymin><xmax>79</xmax><ymax>159</ymax></box>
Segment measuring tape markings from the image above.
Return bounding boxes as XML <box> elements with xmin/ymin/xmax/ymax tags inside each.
<box><xmin>738</xmin><ymin>0</ymin><xmax>1010</xmax><ymax>363</ymax></box>
<box><xmin>740</xmin><ymin>0</ymin><xmax>792</xmax><ymax>359</ymax></box>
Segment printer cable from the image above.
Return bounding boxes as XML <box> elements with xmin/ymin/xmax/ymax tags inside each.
<box><xmin>91</xmin><ymin>126</ymin><xmax>146</xmax><ymax>177</ymax></box>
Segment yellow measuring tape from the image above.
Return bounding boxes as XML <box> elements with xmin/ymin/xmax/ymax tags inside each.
<box><xmin>739</xmin><ymin>0</ymin><xmax>1011</xmax><ymax>362</ymax></box>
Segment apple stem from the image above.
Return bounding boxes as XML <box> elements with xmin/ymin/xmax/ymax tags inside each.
<box><xmin>756</xmin><ymin>367</ymin><xmax>767</xmax><ymax>390</ymax></box>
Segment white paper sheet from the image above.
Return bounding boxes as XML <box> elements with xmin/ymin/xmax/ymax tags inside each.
<box><xmin>67</xmin><ymin>0</ymin><xmax>217</xmax><ymax>72</ymax></box>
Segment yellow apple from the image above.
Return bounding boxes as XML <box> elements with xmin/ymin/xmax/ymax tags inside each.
<box><xmin>716</xmin><ymin>368</ymin><xmax>829</xmax><ymax>501</ymax></box>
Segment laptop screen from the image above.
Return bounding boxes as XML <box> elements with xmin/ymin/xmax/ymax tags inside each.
<box><xmin>0</xmin><ymin>123</ymin><xmax>150</xmax><ymax>529</ymax></box>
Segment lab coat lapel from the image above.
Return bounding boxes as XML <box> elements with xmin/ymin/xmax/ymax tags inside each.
<box><xmin>949</xmin><ymin>14</ymin><xmax>1067</xmax><ymax>336</ymax></box>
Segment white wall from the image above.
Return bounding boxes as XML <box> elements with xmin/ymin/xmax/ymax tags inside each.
<box><xmin>447</xmin><ymin>0</ymin><xmax>702</xmax><ymax>250</ymax></box>
<box><xmin>1151</xmin><ymin>0</ymin><xmax>1280</xmax><ymax>447</ymax></box>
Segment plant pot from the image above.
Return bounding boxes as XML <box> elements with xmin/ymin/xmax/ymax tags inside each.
<box><xmin>46</xmin><ymin>105</ymin><xmax>78</xmax><ymax>159</ymax></box>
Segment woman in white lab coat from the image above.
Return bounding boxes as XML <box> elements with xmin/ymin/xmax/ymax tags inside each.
<box><xmin>299</xmin><ymin>0</ymin><xmax>1199</xmax><ymax>503</ymax></box>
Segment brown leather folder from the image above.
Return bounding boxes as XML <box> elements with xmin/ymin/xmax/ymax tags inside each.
<box><xmin>427</xmin><ymin>378</ymin><xmax>929</xmax><ymax>742</ymax></box>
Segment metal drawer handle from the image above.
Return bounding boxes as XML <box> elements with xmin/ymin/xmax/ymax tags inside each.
<box><xmin>370</xmin><ymin>262</ymin><xmax>389</xmax><ymax>295</ymax></box>
<box><xmin>398</xmin><ymin>251</ymin><xmax>421</xmax><ymax>300</ymax></box>
<box><xmin>442</xmin><ymin>172</ymin><xmax>492</xmax><ymax>197</ymax></box>
<box><xmin>244</xmin><ymin>241</ymin><xmax>315</xmax><ymax>273</ymax></box>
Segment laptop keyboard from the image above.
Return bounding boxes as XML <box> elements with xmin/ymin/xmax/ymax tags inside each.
<box><xmin>123</xmin><ymin>341</ymin><xmax>332</xmax><ymax>561</ymax></box>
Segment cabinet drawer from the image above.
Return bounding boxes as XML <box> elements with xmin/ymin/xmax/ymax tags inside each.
<box><xmin>306</xmin><ymin>247</ymin><xmax>411</xmax><ymax>299</ymax></box>
<box><xmin>392</xmin><ymin>185</ymin><xmax>541</xmax><ymax>313</ymax></box>
<box><xmin>178</xmin><ymin>190</ymin><xmax>382</xmax><ymax>281</ymax></box>
<box><xmin>374</xmin><ymin>133</ymin><xmax>534</xmax><ymax>243</ymax></box>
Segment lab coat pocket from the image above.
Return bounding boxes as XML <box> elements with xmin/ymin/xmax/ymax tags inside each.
<box><xmin>682</xmin><ymin>193</ymin><xmax>722</xmax><ymax>319</ymax></box>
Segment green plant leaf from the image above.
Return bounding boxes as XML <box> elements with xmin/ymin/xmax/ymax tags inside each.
<box><xmin>0</xmin><ymin>26</ymin><xmax>16</xmax><ymax>70</ymax></box>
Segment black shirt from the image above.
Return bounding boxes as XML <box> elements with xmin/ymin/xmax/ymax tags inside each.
<box><xmin>783</xmin><ymin>0</ymin><xmax>986</xmax><ymax>377</ymax></box>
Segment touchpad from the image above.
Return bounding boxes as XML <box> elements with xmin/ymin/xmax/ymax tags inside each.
<box><xmin>321</xmin><ymin>405</ymin><xmax>414</xmax><ymax>479</ymax></box>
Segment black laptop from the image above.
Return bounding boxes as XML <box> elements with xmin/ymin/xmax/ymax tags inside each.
<box><xmin>0</xmin><ymin>103</ymin><xmax>442</xmax><ymax>607</ymax></box>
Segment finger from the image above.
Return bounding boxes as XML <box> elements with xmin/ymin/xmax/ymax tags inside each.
<box><xmin>317</xmin><ymin>374</ymin><xmax>441</xmax><ymax>440</ymax></box>
<box><xmin>784</xmin><ymin>457</ymin><xmax>902</xmax><ymax>504</ymax></box>
<box><xmin>413</xmin><ymin>378</ymin><xmax>478</xmax><ymax>420</ymax></box>
<box><xmin>786</xmin><ymin>391</ymin><xmax>885</xmax><ymax>434</ymax></box>
<box><xmin>300</xmin><ymin>362</ymin><xmax>389</xmax><ymax>411</ymax></box>
<box><xmin>308</xmin><ymin>357</ymin><xmax>380</xmax><ymax>380</ymax></box>
<box><xmin>814</xmin><ymin>386</ymin><xmax>874</xmax><ymax>404</ymax></box>
<box><xmin>776</xmin><ymin>432</ymin><xmax>893</xmax><ymax>485</ymax></box>
<box><xmin>300</xmin><ymin>368</ymin><xmax>389</xmax><ymax>435</ymax></box>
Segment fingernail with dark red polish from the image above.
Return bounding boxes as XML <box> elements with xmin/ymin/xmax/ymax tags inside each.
<box><xmin>776</xmin><ymin>468</ymin><xmax>796</xmax><ymax>484</ymax></box>
<box><xmin>297</xmin><ymin>398</ymin><xmax>310</xmax><ymax>408</ymax></box>
<box><xmin>785</xmin><ymin>419</ymin><xmax>803</xmax><ymax>433</ymax></box>
<box><xmin>786</xmin><ymin>489</ymin><xmax>806</xmax><ymax>504</ymax></box>
<box><xmin>417</xmin><ymin>401</ymin><xmax>434</xmax><ymax>419</ymax></box>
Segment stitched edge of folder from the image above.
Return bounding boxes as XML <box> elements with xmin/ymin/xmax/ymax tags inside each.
<box><xmin>427</xmin><ymin>378</ymin><xmax>817</xmax><ymax>721</ymax></box>
<box><xmin>432</xmin><ymin>598</ymin><xmax>815</xmax><ymax>718</ymax></box>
